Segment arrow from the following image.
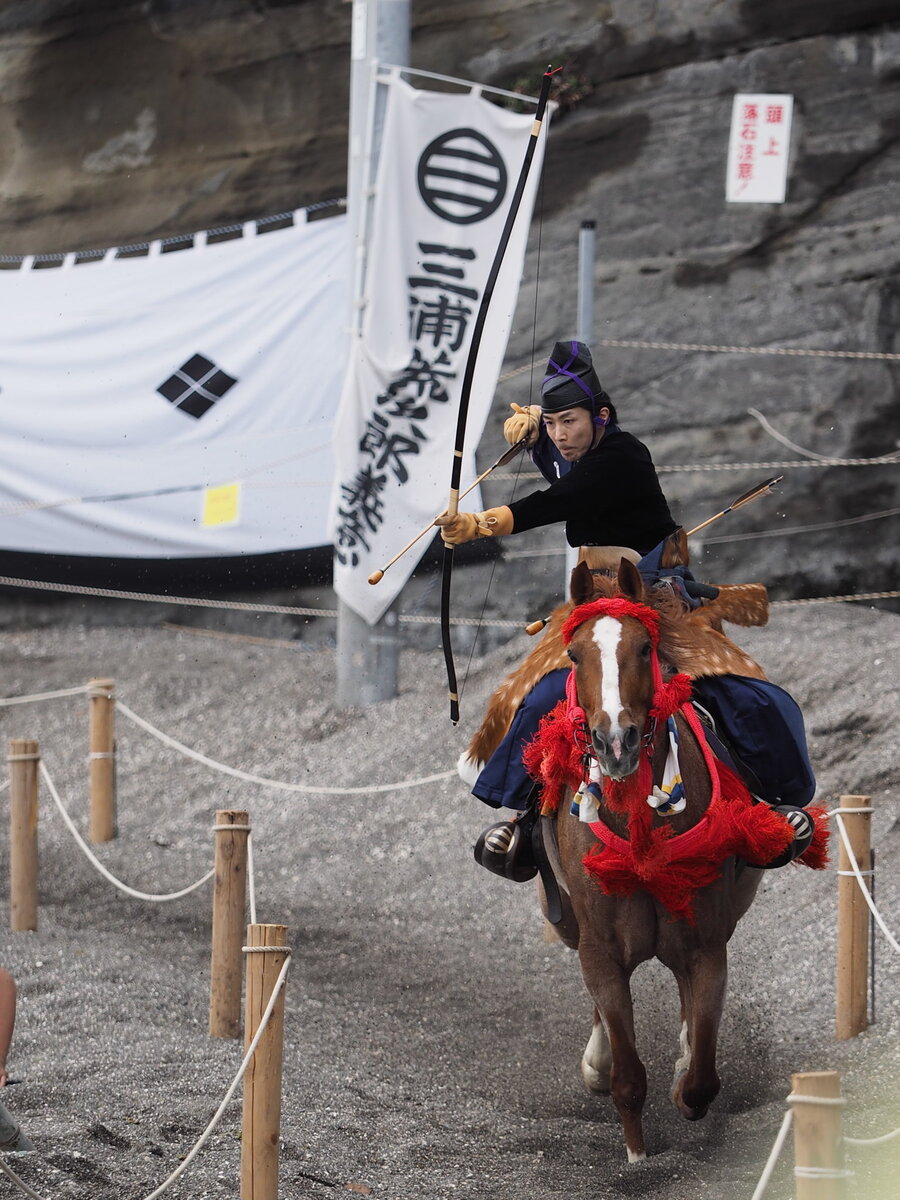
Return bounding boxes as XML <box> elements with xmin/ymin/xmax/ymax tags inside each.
<box><xmin>367</xmin><ymin>439</ymin><xmax>529</xmax><ymax>585</ymax></box>
<box><xmin>685</xmin><ymin>474</ymin><xmax>784</xmax><ymax>536</ymax></box>
<box><xmin>524</xmin><ymin>474</ymin><xmax>786</xmax><ymax>636</ymax></box>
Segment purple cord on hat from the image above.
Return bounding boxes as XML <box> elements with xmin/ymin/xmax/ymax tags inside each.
<box><xmin>543</xmin><ymin>341</ymin><xmax>595</xmax><ymax>402</ymax></box>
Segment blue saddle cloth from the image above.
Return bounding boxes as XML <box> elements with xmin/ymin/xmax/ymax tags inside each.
<box><xmin>471</xmin><ymin>671</ymin><xmax>816</xmax><ymax>812</ymax></box>
<box><xmin>691</xmin><ymin>674</ymin><xmax>816</xmax><ymax>807</ymax></box>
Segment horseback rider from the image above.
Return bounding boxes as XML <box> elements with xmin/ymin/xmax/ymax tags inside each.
<box><xmin>438</xmin><ymin>339</ymin><xmax>816</xmax><ymax>881</ymax></box>
<box><xmin>437</xmin><ymin>339</ymin><xmax>678</xmax><ymax>554</ymax></box>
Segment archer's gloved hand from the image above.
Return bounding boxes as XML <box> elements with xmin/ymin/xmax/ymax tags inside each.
<box><xmin>434</xmin><ymin>506</ymin><xmax>514</xmax><ymax>546</ymax></box>
<box><xmin>503</xmin><ymin>403</ymin><xmax>541</xmax><ymax>448</ymax></box>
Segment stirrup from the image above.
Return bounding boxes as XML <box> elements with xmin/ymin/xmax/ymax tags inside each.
<box><xmin>474</xmin><ymin>818</ymin><xmax>538</xmax><ymax>883</ymax></box>
<box><xmin>757</xmin><ymin>805</ymin><xmax>815</xmax><ymax>869</ymax></box>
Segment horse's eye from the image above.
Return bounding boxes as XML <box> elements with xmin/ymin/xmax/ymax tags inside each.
<box><xmin>640</xmin><ymin>641</ymin><xmax>652</xmax><ymax>659</ymax></box>
<box><xmin>567</xmin><ymin>648</ymin><xmax>579</xmax><ymax>663</ymax></box>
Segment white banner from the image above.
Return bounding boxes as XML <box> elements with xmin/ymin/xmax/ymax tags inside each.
<box><xmin>0</xmin><ymin>212</ymin><xmax>348</xmax><ymax>558</ymax></box>
<box><xmin>726</xmin><ymin>93</ymin><xmax>793</xmax><ymax>203</ymax></box>
<box><xmin>330</xmin><ymin>77</ymin><xmax>547</xmax><ymax>624</ymax></box>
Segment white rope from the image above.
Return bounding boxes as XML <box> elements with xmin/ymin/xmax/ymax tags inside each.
<box><xmin>747</xmin><ymin>408</ymin><xmax>844</xmax><ymax>462</ymax></box>
<box><xmin>844</xmin><ymin>1124</ymin><xmax>900</xmax><ymax>1147</ymax></box>
<box><xmin>0</xmin><ymin>685</ymin><xmax>90</xmax><ymax>707</ymax></box>
<box><xmin>749</xmin><ymin>1109</ymin><xmax>793</xmax><ymax>1200</ymax></box>
<box><xmin>40</xmin><ymin>762</ymin><xmax>215</xmax><ymax>902</ymax></box>
<box><xmin>0</xmin><ymin>1156</ymin><xmax>45</xmax><ymax>1200</ymax></box>
<box><xmin>1</xmin><ymin>960</ymin><xmax>292</xmax><ymax>1200</ymax></box>
<box><xmin>247</xmin><ymin>833</ymin><xmax>258</xmax><ymax>926</ymax></box>
<box><xmin>833</xmin><ymin>814</ymin><xmax>900</xmax><ymax>954</ymax></box>
<box><xmin>115</xmin><ymin>699</ymin><xmax>457</xmax><ymax>794</ymax></box>
<box><xmin>794</xmin><ymin>1166</ymin><xmax>854</xmax><ymax>1179</ymax></box>
<box><xmin>142</xmin><ymin>954</ymin><xmax>291</xmax><ymax>1200</ymax></box>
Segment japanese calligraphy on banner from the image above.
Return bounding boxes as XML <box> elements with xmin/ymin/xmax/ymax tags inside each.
<box><xmin>726</xmin><ymin>93</ymin><xmax>793</xmax><ymax>203</ymax></box>
<box><xmin>330</xmin><ymin>76</ymin><xmax>547</xmax><ymax>624</ymax></box>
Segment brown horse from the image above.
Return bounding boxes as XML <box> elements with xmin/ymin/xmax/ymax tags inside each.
<box><xmin>533</xmin><ymin>557</ymin><xmax>779</xmax><ymax>1162</ymax></box>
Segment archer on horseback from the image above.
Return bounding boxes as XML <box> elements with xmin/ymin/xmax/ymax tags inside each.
<box><xmin>436</xmin><ymin>338</ymin><xmax>816</xmax><ymax>882</ymax></box>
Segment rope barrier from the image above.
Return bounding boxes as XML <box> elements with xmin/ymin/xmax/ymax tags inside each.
<box><xmin>497</xmin><ymin>342</ymin><xmax>900</xmax><ymax>381</ymax></box>
<box><xmin>40</xmin><ymin>762</ymin><xmax>215</xmax><ymax>902</ymax></box>
<box><xmin>0</xmin><ymin>1157</ymin><xmax>44</xmax><ymax>1200</ymax></box>
<box><xmin>0</xmin><ymin>957</ymin><xmax>293</xmax><ymax>1200</ymax></box>
<box><xmin>833</xmin><ymin>812</ymin><xmax>899</xmax><ymax>954</ymax></box>
<box><xmin>0</xmin><ymin>685</ymin><xmax>91</xmax><ymax>707</ymax></box>
<box><xmin>751</xmin><ymin>1090</ymin><xmax>900</xmax><ymax>1197</ymax></box>
<box><xmin>115</xmin><ymin>699</ymin><xmax>456</xmax><ymax>794</ymax></box>
<box><xmin>141</xmin><ymin>953</ymin><xmax>291</xmax><ymax>1200</ymax></box>
<box><xmin>247</xmin><ymin>833</ymin><xmax>258</xmax><ymax>926</ymax></box>
<box><xmin>749</xmin><ymin>1109</ymin><xmax>793</xmax><ymax>1200</ymax></box>
<box><xmin>0</xmin><ymin>573</ymin><xmax>896</xmax><ymax>631</ymax></box>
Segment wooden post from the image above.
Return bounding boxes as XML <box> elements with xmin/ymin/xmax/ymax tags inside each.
<box><xmin>8</xmin><ymin>739</ymin><xmax>39</xmax><ymax>932</ymax></box>
<box><xmin>791</xmin><ymin>1071</ymin><xmax>845</xmax><ymax>1200</ymax></box>
<box><xmin>835</xmin><ymin>793</ymin><xmax>872</xmax><ymax>1040</ymax></box>
<box><xmin>209</xmin><ymin>810</ymin><xmax>250</xmax><ymax>1039</ymax></box>
<box><xmin>88</xmin><ymin>677</ymin><xmax>116</xmax><ymax>843</ymax></box>
<box><xmin>241</xmin><ymin>923</ymin><xmax>288</xmax><ymax>1200</ymax></box>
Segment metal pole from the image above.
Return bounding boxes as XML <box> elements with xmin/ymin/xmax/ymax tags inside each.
<box><xmin>337</xmin><ymin>1</ymin><xmax>410</xmax><ymax>707</ymax></box>
<box><xmin>563</xmin><ymin>220</ymin><xmax>596</xmax><ymax>592</ymax></box>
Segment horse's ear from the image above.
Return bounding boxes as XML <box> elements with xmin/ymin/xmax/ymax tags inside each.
<box><xmin>570</xmin><ymin>561</ymin><xmax>596</xmax><ymax>605</ymax></box>
<box><xmin>617</xmin><ymin>557</ymin><xmax>645</xmax><ymax>601</ymax></box>
<box><xmin>659</xmin><ymin>527</ymin><xmax>690</xmax><ymax>568</ymax></box>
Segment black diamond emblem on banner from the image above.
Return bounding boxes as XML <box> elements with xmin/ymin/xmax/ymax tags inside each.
<box><xmin>157</xmin><ymin>353</ymin><xmax>237</xmax><ymax>418</ymax></box>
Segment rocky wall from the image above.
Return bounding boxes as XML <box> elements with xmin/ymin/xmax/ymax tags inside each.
<box><xmin>0</xmin><ymin>0</ymin><xmax>897</xmax><ymax>614</ymax></box>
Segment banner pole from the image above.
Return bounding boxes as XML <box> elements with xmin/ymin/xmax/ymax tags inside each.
<box><xmin>336</xmin><ymin>0</ymin><xmax>411</xmax><ymax>709</ymax></box>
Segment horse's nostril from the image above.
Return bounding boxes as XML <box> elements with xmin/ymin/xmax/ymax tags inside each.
<box><xmin>592</xmin><ymin>729</ymin><xmax>611</xmax><ymax>757</ymax></box>
<box><xmin>623</xmin><ymin>725</ymin><xmax>640</xmax><ymax>753</ymax></box>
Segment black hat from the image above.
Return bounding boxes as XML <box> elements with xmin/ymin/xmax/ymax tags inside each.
<box><xmin>540</xmin><ymin>340</ymin><xmax>608</xmax><ymax>414</ymax></box>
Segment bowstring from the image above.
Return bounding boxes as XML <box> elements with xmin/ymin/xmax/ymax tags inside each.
<box><xmin>456</xmin><ymin>159</ymin><xmax>547</xmax><ymax>706</ymax></box>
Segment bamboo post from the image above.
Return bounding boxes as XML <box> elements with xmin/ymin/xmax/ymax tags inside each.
<box><xmin>790</xmin><ymin>1071</ymin><xmax>845</xmax><ymax>1200</ymax></box>
<box><xmin>209</xmin><ymin>810</ymin><xmax>250</xmax><ymax>1039</ymax></box>
<box><xmin>88</xmin><ymin>677</ymin><xmax>116</xmax><ymax>843</ymax></box>
<box><xmin>835</xmin><ymin>793</ymin><xmax>872</xmax><ymax>1040</ymax></box>
<box><xmin>241</xmin><ymin>923</ymin><xmax>288</xmax><ymax>1200</ymax></box>
<box><xmin>8</xmin><ymin>739</ymin><xmax>40</xmax><ymax>932</ymax></box>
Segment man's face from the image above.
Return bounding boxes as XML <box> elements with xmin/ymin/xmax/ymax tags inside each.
<box><xmin>542</xmin><ymin>406</ymin><xmax>597</xmax><ymax>462</ymax></box>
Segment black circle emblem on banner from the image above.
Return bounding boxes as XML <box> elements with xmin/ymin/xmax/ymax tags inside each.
<box><xmin>416</xmin><ymin>128</ymin><xmax>508</xmax><ymax>225</ymax></box>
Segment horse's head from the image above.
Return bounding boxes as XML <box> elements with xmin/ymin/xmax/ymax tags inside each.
<box><xmin>564</xmin><ymin>558</ymin><xmax>658</xmax><ymax>781</ymax></box>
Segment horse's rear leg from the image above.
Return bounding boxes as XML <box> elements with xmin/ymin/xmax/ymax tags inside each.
<box><xmin>580</xmin><ymin>1007</ymin><xmax>611</xmax><ymax>1094</ymax></box>
<box><xmin>580</xmin><ymin>954</ymin><xmax>647</xmax><ymax>1162</ymax></box>
<box><xmin>671</xmin><ymin>950</ymin><xmax>727</xmax><ymax>1121</ymax></box>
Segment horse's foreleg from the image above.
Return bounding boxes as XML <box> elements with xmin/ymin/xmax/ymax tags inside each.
<box><xmin>580</xmin><ymin>1006</ymin><xmax>612</xmax><ymax>1094</ymax></box>
<box><xmin>671</xmin><ymin>949</ymin><xmax>727</xmax><ymax>1121</ymax></box>
<box><xmin>580</xmin><ymin>952</ymin><xmax>647</xmax><ymax>1163</ymax></box>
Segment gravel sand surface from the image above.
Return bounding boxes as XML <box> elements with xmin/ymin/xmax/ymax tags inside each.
<box><xmin>0</xmin><ymin>600</ymin><xmax>896</xmax><ymax>1198</ymax></box>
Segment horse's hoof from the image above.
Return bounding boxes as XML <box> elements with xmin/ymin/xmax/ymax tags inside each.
<box><xmin>672</xmin><ymin>1076</ymin><xmax>713</xmax><ymax>1121</ymax></box>
<box><xmin>626</xmin><ymin>1147</ymin><xmax>648</xmax><ymax>1164</ymax></box>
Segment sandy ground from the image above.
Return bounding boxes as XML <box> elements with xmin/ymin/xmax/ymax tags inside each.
<box><xmin>0</xmin><ymin>598</ymin><xmax>897</xmax><ymax>1199</ymax></box>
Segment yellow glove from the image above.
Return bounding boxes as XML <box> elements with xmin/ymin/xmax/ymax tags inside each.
<box><xmin>434</xmin><ymin>506</ymin><xmax>514</xmax><ymax>546</ymax></box>
<box><xmin>503</xmin><ymin>403</ymin><xmax>541</xmax><ymax>448</ymax></box>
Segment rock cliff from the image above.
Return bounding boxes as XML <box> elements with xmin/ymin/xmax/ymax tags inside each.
<box><xmin>0</xmin><ymin>1</ymin><xmax>897</xmax><ymax>621</ymax></box>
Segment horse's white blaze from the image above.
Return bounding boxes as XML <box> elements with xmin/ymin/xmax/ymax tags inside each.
<box><xmin>591</xmin><ymin>617</ymin><xmax>624</xmax><ymax>729</ymax></box>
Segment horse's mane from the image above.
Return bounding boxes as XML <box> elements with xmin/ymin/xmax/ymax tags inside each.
<box><xmin>464</xmin><ymin>552</ymin><xmax>769</xmax><ymax>770</ymax></box>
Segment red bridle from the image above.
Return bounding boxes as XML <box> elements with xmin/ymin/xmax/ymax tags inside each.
<box><xmin>562</xmin><ymin>597</ymin><xmax>685</xmax><ymax>747</ymax></box>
